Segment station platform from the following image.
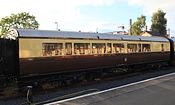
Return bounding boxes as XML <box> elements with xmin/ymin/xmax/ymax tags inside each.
<box><xmin>46</xmin><ymin>72</ymin><xmax>175</xmax><ymax>105</ymax></box>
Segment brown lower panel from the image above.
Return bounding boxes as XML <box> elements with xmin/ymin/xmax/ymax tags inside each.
<box><xmin>19</xmin><ymin>52</ymin><xmax>170</xmax><ymax>77</ymax></box>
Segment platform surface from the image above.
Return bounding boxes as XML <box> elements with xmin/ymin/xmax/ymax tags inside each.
<box><xmin>46</xmin><ymin>72</ymin><xmax>175</xmax><ymax>105</ymax></box>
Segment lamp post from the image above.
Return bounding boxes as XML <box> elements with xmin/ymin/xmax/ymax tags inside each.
<box><xmin>55</xmin><ymin>22</ymin><xmax>58</xmax><ymax>31</ymax></box>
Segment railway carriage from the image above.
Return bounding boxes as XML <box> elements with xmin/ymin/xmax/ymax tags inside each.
<box><xmin>0</xmin><ymin>29</ymin><xmax>173</xmax><ymax>87</ymax></box>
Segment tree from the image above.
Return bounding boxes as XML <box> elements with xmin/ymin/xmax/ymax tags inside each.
<box><xmin>130</xmin><ymin>15</ymin><xmax>146</xmax><ymax>35</ymax></box>
<box><xmin>0</xmin><ymin>12</ymin><xmax>39</xmax><ymax>35</ymax></box>
<box><xmin>151</xmin><ymin>10</ymin><xmax>167</xmax><ymax>36</ymax></box>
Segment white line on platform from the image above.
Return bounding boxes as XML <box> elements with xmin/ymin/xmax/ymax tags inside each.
<box><xmin>45</xmin><ymin>72</ymin><xmax>175</xmax><ymax>105</ymax></box>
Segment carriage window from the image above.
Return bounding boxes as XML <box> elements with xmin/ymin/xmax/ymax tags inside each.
<box><xmin>65</xmin><ymin>43</ymin><xmax>72</xmax><ymax>55</ymax></box>
<box><xmin>42</xmin><ymin>43</ymin><xmax>63</xmax><ymax>56</ymax></box>
<box><xmin>107</xmin><ymin>43</ymin><xmax>112</xmax><ymax>54</ymax></box>
<box><xmin>127</xmin><ymin>44</ymin><xmax>137</xmax><ymax>53</ymax></box>
<box><xmin>74</xmin><ymin>43</ymin><xmax>91</xmax><ymax>55</ymax></box>
<box><xmin>142</xmin><ymin>44</ymin><xmax>151</xmax><ymax>52</ymax></box>
<box><xmin>113</xmin><ymin>43</ymin><xmax>125</xmax><ymax>53</ymax></box>
<box><xmin>92</xmin><ymin>43</ymin><xmax>105</xmax><ymax>54</ymax></box>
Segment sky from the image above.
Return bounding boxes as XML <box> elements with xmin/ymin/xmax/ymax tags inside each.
<box><xmin>0</xmin><ymin>0</ymin><xmax>175</xmax><ymax>36</ymax></box>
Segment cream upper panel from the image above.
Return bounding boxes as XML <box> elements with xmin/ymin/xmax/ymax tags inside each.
<box><xmin>19</xmin><ymin>38</ymin><xmax>170</xmax><ymax>58</ymax></box>
<box><xmin>152</xmin><ymin>42</ymin><xmax>170</xmax><ymax>52</ymax></box>
<box><xmin>19</xmin><ymin>38</ymin><xmax>43</xmax><ymax>58</ymax></box>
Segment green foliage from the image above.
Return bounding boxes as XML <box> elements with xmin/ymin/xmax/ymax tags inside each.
<box><xmin>130</xmin><ymin>15</ymin><xmax>146</xmax><ymax>35</ymax></box>
<box><xmin>151</xmin><ymin>10</ymin><xmax>167</xmax><ymax>36</ymax></box>
<box><xmin>0</xmin><ymin>12</ymin><xmax>39</xmax><ymax>35</ymax></box>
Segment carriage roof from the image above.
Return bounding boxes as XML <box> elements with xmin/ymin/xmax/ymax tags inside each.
<box><xmin>6</xmin><ymin>29</ymin><xmax>169</xmax><ymax>42</ymax></box>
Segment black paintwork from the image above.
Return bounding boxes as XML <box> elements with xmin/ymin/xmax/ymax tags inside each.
<box><xmin>0</xmin><ymin>39</ymin><xmax>19</xmax><ymax>77</ymax></box>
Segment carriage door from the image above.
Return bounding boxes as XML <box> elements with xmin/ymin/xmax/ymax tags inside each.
<box><xmin>161</xmin><ymin>44</ymin><xmax>164</xmax><ymax>52</ymax></box>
